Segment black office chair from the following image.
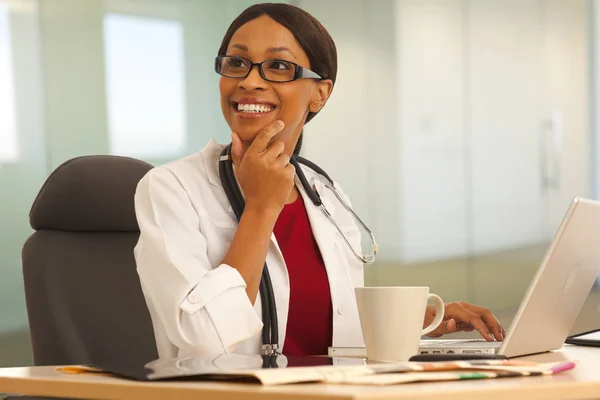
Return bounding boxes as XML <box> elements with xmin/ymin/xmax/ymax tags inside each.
<box><xmin>21</xmin><ymin>155</ymin><xmax>158</xmax><ymax>369</ymax></box>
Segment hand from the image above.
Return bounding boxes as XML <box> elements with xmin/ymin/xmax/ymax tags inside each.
<box><xmin>423</xmin><ymin>301</ymin><xmax>506</xmax><ymax>342</ymax></box>
<box><xmin>231</xmin><ymin>120</ymin><xmax>295</xmax><ymax>214</ymax></box>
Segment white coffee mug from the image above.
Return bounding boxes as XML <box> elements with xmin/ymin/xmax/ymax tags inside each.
<box><xmin>355</xmin><ymin>286</ymin><xmax>445</xmax><ymax>362</ymax></box>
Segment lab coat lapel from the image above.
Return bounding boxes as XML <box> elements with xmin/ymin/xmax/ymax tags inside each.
<box><xmin>296</xmin><ymin>170</ymin><xmax>340</xmax><ymax>307</ymax></box>
<box><xmin>265</xmin><ymin>231</ymin><xmax>289</xmax><ymax>349</ymax></box>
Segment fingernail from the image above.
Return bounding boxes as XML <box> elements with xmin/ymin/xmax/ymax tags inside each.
<box><xmin>276</xmin><ymin>120</ymin><xmax>284</xmax><ymax>128</ymax></box>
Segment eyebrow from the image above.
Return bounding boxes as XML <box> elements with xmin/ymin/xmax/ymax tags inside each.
<box><xmin>230</xmin><ymin>44</ymin><xmax>248</xmax><ymax>51</ymax></box>
<box><xmin>229</xmin><ymin>44</ymin><xmax>298</xmax><ymax>60</ymax></box>
<box><xmin>266</xmin><ymin>47</ymin><xmax>298</xmax><ymax>59</ymax></box>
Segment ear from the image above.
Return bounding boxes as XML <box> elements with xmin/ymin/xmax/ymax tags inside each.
<box><xmin>309</xmin><ymin>79</ymin><xmax>333</xmax><ymax>113</ymax></box>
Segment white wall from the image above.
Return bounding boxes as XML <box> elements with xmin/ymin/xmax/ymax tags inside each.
<box><xmin>396</xmin><ymin>0</ymin><xmax>468</xmax><ymax>262</ymax></box>
<box><xmin>468</xmin><ymin>0</ymin><xmax>589</xmax><ymax>252</ymax></box>
<box><xmin>467</xmin><ymin>0</ymin><xmax>545</xmax><ymax>254</ymax></box>
<box><xmin>540</xmin><ymin>0</ymin><xmax>590</xmax><ymax>237</ymax></box>
<box><xmin>297</xmin><ymin>0</ymin><xmax>404</xmax><ymax>262</ymax></box>
<box><xmin>300</xmin><ymin>0</ymin><xmax>590</xmax><ymax>264</ymax></box>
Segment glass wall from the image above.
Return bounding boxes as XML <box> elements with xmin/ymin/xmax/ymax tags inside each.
<box><xmin>0</xmin><ymin>2</ymin><xmax>17</xmax><ymax>163</ymax></box>
<box><xmin>0</xmin><ymin>0</ymin><xmax>598</xmax><ymax>366</ymax></box>
<box><xmin>103</xmin><ymin>13</ymin><xmax>187</xmax><ymax>159</ymax></box>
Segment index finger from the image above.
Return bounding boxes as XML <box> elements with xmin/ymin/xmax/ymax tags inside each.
<box><xmin>462</xmin><ymin>303</ymin><xmax>504</xmax><ymax>341</ymax></box>
<box><xmin>447</xmin><ymin>306</ymin><xmax>495</xmax><ymax>342</ymax></box>
<box><xmin>247</xmin><ymin>120</ymin><xmax>285</xmax><ymax>154</ymax></box>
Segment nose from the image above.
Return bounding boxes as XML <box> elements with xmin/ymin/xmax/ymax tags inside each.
<box><xmin>238</xmin><ymin>65</ymin><xmax>268</xmax><ymax>91</ymax></box>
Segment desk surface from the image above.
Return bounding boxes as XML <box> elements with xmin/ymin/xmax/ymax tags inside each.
<box><xmin>2</xmin><ymin>345</ymin><xmax>600</xmax><ymax>400</ymax></box>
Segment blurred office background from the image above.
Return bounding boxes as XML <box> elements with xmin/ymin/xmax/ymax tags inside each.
<box><xmin>1</xmin><ymin>0</ymin><xmax>600</xmax><ymax>366</ymax></box>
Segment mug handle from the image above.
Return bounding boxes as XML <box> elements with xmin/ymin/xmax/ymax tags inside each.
<box><xmin>421</xmin><ymin>294</ymin><xmax>445</xmax><ymax>336</ymax></box>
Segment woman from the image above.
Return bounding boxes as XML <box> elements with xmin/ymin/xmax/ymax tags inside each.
<box><xmin>134</xmin><ymin>3</ymin><xmax>505</xmax><ymax>360</ymax></box>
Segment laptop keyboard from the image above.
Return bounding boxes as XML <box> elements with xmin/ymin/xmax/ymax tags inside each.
<box><xmin>421</xmin><ymin>339</ymin><xmax>502</xmax><ymax>348</ymax></box>
<box><xmin>459</xmin><ymin>340</ymin><xmax>502</xmax><ymax>348</ymax></box>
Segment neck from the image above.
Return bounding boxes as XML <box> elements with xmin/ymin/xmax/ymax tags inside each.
<box><xmin>286</xmin><ymin>185</ymin><xmax>299</xmax><ymax>204</ymax></box>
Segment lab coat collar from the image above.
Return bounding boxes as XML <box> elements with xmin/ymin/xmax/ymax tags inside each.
<box><xmin>200</xmin><ymin>138</ymin><xmax>337</xmax><ymax>219</ymax></box>
<box><xmin>201</xmin><ymin>138</ymin><xmax>227</xmax><ymax>189</ymax></box>
<box><xmin>200</xmin><ymin>138</ymin><xmax>339</xmax><ymax>263</ymax></box>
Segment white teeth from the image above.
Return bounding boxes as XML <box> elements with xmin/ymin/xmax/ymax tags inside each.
<box><xmin>237</xmin><ymin>103</ymin><xmax>273</xmax><ymax>113</ymax></box>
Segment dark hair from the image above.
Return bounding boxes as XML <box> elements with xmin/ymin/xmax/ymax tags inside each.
<box><xmin>217</xmin><ymin>3</ymin><xmax>337</xmax><ymax>154</ymax></box>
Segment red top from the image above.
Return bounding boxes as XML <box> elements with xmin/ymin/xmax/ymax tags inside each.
<box><xmin>273</xmin><ymin>194</ymin><xmax>333</xmax><ymax>357</ymax></box>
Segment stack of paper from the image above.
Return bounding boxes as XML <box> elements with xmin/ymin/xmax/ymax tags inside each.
<box><xmin>58</xmin><ymin>354</ymin><xmax>576</xmax><ymax>386</ymax></box>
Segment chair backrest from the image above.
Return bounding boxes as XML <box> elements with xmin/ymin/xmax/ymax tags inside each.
<box><xmin>22</xmin><ymin>155</ymin><xmax>158</xmax><ymax>367</ymax></box>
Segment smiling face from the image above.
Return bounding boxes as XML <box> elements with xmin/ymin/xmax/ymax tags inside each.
<box><xmin>219</xmin><ymin>15</ymin><xmax>332</xmax><ymax>155</ymax></box>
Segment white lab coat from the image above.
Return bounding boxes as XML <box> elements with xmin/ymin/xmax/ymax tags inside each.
<box><xmin>134</xmin><ymin>139</ymin><xmax>365</xmax><ymax>360</ymax></box>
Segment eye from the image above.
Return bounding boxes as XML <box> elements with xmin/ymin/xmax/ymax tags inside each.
<box><xmin>226</xmin><ymin>57</ymin><xmax>248</xmax><ymax>69</ymax></box>
<box><xmin>265</xmin><ymin>60</ymin><xmax>293</xmax><ymax>71</ymax></box>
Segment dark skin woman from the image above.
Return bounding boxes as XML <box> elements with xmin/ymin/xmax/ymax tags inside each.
<box><xmin>135</xmin><ymin>3</ymin><xmax>504</xmax><ymax>361</ymax></box>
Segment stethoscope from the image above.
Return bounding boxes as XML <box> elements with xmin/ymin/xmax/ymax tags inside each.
<box><xmin>218</xmin><ymin>143</ymin><xmax>378</xmax><ymax>366</ymax></box>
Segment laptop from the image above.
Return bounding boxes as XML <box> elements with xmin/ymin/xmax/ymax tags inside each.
<box><xmin>330</xmin><ymin>197</ymin><xmax>600</xmax><ymax>359</ymax></box>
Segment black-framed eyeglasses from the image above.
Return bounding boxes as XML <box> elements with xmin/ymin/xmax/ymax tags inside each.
<box><xmin>215</xmin><ymin>55</ymin><xmax>322</xmax><ymax>83</ymax></box>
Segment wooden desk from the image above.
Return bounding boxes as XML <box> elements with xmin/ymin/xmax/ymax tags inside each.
<box><xmin>1</xmin><ymin>345</ymin><xmax>600</xmax><ymax>400</ymax></box>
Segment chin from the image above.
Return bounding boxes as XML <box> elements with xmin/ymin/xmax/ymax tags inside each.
<box><xmin>232</xmin><ymin>119</ymin><xmax>276</xmax><ymax>140</ymax></box>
